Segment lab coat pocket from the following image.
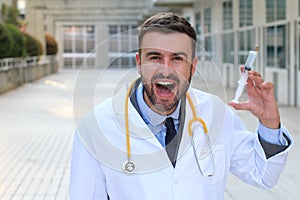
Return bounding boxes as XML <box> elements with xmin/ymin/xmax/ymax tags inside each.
<box><xmin>196</xmin><ymin>144</ymin><xmax>225</xmax><ymax>185</ymax></box>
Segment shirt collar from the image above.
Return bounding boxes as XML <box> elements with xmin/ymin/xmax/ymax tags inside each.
<box><xmin>136</xmin><ymin>84</ymin><xmax>181</xmax><ymax>127</ymax></box>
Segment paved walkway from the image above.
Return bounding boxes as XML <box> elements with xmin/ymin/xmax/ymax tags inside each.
<box><xmin>0</xmin><ymin>69</ymin><xmax>299</xmax><ymax>200</ymax></box>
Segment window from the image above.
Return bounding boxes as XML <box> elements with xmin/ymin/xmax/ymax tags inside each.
<box><xmin>239</xmin><ymin>0</ymin><xmax>253</xmax><ymax>27</ymax></box>
<box><xmin>108</xmin><ymin>25</ymin><xmax>137</xmax><ymax>68</ymax></box>
<box><xmin>222</xmin><ymin>33</ymin><xmax>234</xmax><ymax>63</ymax></box>
<box><xmin>205</xmin><ymin>36</ymin><xmax>212</xmax><ymax>60</ymax></box>
<box><xmin>223</xmin><ymin>0</ymin><xmax>233</xmax><ymax>30</ymax></box>
<box><xmin>266</xmin><ymin>0</ymin><xmax>286</xmax><ymax>22</ymax></box>
<box><xmin>204</xmin><ymin>8</ymin><xmax>211</xmax><ymax>33</ymax></box>
<box><xmin>195</xmin><ymin>12</ymin><xmax>201</xmax><ymax>36</ymax></box>
<box><xmin>63</xmin><ymin>25</ymin><xmax>96</xmax><ymax>68</ymax></box>
<box><xmin>195</xmin><ymin>12</ymin><xmax>204</xmax><ymax>60</ymax></box>
<box><xmin>298</xmin><ymin>22</ymin><xmax>300</xmax><ymax>70</ymax></box>
<box><xmin>204</xmin><ymin>36</ymin><xmax>217</xmax><ymax>61</ymax></box>
<box><xmin>238</xmin><ymin>29</ymin><xmax>254</xmax><ymax>64</ymax></box>
<box><xmin>266</xmin><ymin>25</ymin><xmax>286</xmax><ymax>68</ymax></box>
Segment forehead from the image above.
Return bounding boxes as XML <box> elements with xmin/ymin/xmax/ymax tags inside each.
<box><xmin>140</xmin><ymin>32</ymin><xmax>193</xmax><ymax>57</ymax></box>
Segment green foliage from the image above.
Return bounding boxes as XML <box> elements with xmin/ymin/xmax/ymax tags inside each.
<box><xmin>45</xmin><ymin>33</ymin><xmax>58</xmax><ymax>55</ymax></box>
<box><xmin>22</xmin><ymin>32</ymin><xmax>43</xmax><ymax>57</ymax></box>
<box><xmin>5</xmin><ymin>24</ymin><xmax>25</xmax><ymax>57</ymax></box>
<box><xmin>1</xmin><ymin>3</ymin><xmax>21</xmax><ymax>26</ymax></box>
<box><xmin>0</xmin><ymin>23</ymin><xmax>13</xmax><ymax>58</ymax></box>
<box><xmin>0</xmin><ymin>3</ymin><xmax>44</xmax><ymax>59</ymax></box>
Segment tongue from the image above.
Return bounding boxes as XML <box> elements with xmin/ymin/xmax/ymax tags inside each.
<box><xmin>156</xmin><ymin>85</ymin><xmax>173</xmax><ymax>97</ymax></box>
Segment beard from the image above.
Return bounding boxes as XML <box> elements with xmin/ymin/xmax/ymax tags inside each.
<box><xmin>140</xmin><ymin>68</ymin><xmax>192</xmax><ymax>114</ymax></box>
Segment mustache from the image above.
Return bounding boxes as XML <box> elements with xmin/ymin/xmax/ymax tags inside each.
<box><xmin>151</xmin><ymin>73</ymin><xmax>180</xmax><ymax>83</ymax></box>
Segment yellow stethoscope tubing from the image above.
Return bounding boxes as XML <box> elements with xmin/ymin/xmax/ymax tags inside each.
<box><xmin>186</xmin><ymin>94</ymin><xmax>208</xmax><ymax>137</ymax></box>
<box><xmin>125</xmin><ymin>80</ymin><xmax>136</xmax><ymax>161</ymax></box>
<box><xmin>124</xmin><ymin>80</ymin><xmax>209</xmax><ymax>163</ymax></box>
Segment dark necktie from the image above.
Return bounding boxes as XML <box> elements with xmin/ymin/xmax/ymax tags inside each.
<box><xmin>165</xmin><ymin>117</ymin><xmax>178</xmax><ymax>167</ymax></box>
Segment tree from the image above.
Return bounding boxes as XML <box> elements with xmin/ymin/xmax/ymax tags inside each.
<box><xmin>45</xmin><ymin>33</ymin><xmax>58</xmax><ymax>55</ymax></box>
<box><xmin>22</xmin><ymin>32</ymin><xmax>43</xmax><ymax>57</ymax></box>
<box><xmin>0</xmin><ymin>23</ymin><xmax>13</xmax><ymax>58</ymax></box>
<box><xmin>1</xmin><ymin>3</ymin><xmax>20</xmax><ymax>26</ymax></box>
<box><xmin>6</xmin><ymin>23</ymin><xmax>25</xmax><ymax>57</ymax></box>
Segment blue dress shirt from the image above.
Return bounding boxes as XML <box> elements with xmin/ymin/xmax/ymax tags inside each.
<box><xmin>135</xmin><ymin>84</ymin><xmax>287</xmax><ymax>146</ymax></box>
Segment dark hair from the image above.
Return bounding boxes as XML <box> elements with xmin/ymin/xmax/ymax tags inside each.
<box><xmin>138</xmin><ymin>13</ymin><xmax>197</xmax><ymax>58</ymax></box>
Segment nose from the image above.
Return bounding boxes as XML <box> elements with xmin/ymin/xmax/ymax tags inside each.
<box><xmin>160</xmin><ymin>58</ymin><xmax>175</xmax><ymax>76</ymax></box>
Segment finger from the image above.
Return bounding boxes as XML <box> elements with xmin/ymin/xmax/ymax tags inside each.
<box><xmin>248</xmin><ymin>70</ymin><xmax>262</xmax><ymax>77</ymax></box>
<box><xmin>248</xmin><ymin>74</ymin><xmax>264</xmax><ymax>87</ymax></box>
<box><xmin>261</xmin><ymin>82</ymin><xmax>275</xmax><ymax>95</ymax></box>
<box><xmin>240</xmin><ymin>65</ymin><xmax>245</xmax><ymax>73</ymax></box>
<box><xmin>228</xmin><ymin>101</ymin><xmax>251</xmax><ymax>111</ymax></box>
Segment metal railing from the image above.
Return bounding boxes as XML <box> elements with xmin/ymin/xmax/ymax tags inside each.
<box><xmin>0</xmin><ymin>55</ymin><xmax>56</xmax><ymax>72</ymax></box>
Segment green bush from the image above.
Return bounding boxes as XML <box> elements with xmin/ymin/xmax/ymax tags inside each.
<box><xmin>0</xmin><ymin>23</ymin><xmax>13</xmax><ymax>58</ymax></box>
<box><xmin>45</xmin><ymin>33</ymin><xmax>58</xmax><ymax>55</ymax></box>
<box><xmin>5</xmin><ymin>24</ymin><xmax>25</xmax><ymax>58</ymax></box>
<box><xmin>1</xmin><ymin>3</ymin><xmax>20</xmax><ymax>27</ymax></box>
<box><xmin>22</xmin><ymin>32</ymin><xmax>43</xmax><ymax>57</ymax></box>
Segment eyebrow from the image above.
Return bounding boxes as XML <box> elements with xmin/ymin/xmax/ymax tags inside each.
<box><xmin>145</xmin><ymin>51</ymin><xmax>188</xmax><ymax>58</ymax></box>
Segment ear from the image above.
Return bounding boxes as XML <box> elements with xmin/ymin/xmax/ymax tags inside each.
<box><xmin>136</xmin><ymin>52</ymin><xmax>141</xmax><ymax>74</ymax></box>
<box><xmin>191</xmin><ymin>56</ymin><xmax>198</xmax><ymax>76</ymax></box>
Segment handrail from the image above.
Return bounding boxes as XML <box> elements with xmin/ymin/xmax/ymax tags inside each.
<box><xmin>0</xmin><ymin>56</ymin><xmax>56</xmax><ymax>72</ymax></box>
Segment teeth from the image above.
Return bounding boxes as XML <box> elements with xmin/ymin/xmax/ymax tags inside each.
<box><xmin>157</xmin><ymin>81</ymin><xmax>173</xmax><ymax>86</ymax></box>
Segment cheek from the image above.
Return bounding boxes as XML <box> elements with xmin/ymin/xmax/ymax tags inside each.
<box><xmin>140</xmin><ymin>65</ymin><xmax>155</xmax><ymax>78</ymax></box>
<box><xmin>177</xmin><ymin>69</ymin><xmax>191</xmax><ymax>82</ymax></box>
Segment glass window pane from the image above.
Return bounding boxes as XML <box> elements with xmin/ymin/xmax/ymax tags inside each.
<box><xmin>76</xmin><ymin>57</ymin><xmax>84</xmax><ymax>67</ymax></box>
<box><xmin>298</xmin><ymin>22</ymin><xmax>300</xmax><ymax>70</ymax></box>
<box><xmin>266</xmin><ymin>0</ymin><xmax>275</xmax><ymax>22</ymax></box>
<box><xmin>64</xmin><ymin>39</ymin><xmax>72</xmax><ymax>53</ymax></box>
<box><xmin>223</xmin><ymin>0</ymin><xmax>233</xmax><ymax>30</ymax></box>
<box><xmin>267</xmin><ymin>27</ymin><xmax>275</xmax><ymax>67</ymax></box>
<box><xmin>109</xmin><ymin>35</ymin><xmax>118</xmax><ymax>52</ymax></box>
<box><xmin>276</xmin><ymin>0</ymin><xmax>286</xmax><ymax>21</ymax></box>
<box><xmin>109</xmin><ymin>25</ymin><xmax>118</xmax><ymax>35</ymax></box>
<box><xmin>222</xmin><ymin>33</ymin><xmax>234</xmax><ymax>63</ymax></box>
<box><xmin>205</xmin><ymin>36</ymin><xmax>212</xmax><ymax>60</ymax></box>
<box><xmin>266</xmin><ymin>0</ymin><xmax>286</xmax><ymax>22</ymax></box>
<box><xmin>75</xmin><ymin>39</ymin><xmax>83</xmax><ymax>53</ymax></box>
<box><xmin>108</xmin><ymin>24</ymin><xmax>136</xmax><ymax>68</ymax></box>
<box><xmin>195</xmin><ymin>12</ymin><xmax>201</xmax><ymax>35</ymax></box>
<box><xmin>239</xmin><ymin>0</ymin><xmax>253</xmax><ymax>27</ymax></box>
<box><xmin>238</xmin><ymin>29</ymin><xmax>254</xmax><ymax>64</ymax></box>
<box><xmin>204</xmin><ymin>8</ymin><xmax>211</xmax><ymax>33</ymax></box>
<box><xmin>239</xmin><ymin>31</ymin><xmax>246</xmax><ymax>64</ymax></box>
<box><xmin>277</xmin><ymin>25</ymin><xmax>286</xmax><ymax>68</ymax></box>
<box><xmin>64</xmin><ymin>58</ymin><xmax>72</xmax><ymax>68</ymax></box>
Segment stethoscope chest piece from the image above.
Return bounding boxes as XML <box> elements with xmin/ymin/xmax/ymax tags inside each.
<box><xmin>122</xmin><ymin>160</ymin><xmax>136</xmax><ymax>174</ymax></box>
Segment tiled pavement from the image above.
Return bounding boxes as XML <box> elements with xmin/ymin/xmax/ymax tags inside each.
<box><xmin>0</xmin><ymin>69</ymin><xmax>299</xmax><ymax>200</ymax></box>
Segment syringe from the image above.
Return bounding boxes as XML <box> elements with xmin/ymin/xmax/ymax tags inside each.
<box><xmin>232</xmin><ymin>46</ymin><xmax>259</xmax><ymax>103</ymax></box>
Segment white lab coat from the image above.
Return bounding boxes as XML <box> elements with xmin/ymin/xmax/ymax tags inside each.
<box><xmin>70</xmin><ymin>85</ymin><xmax>293</xmax><ymax>200</ymax></box>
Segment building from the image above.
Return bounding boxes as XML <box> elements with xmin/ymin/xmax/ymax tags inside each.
<box><xmin>24</xmin><ymin>0</ymin><xmax>300</xmax><ymax>107</ymax></box>
<box><xmin>179</xmin><ymin>0</ymin><xmax>299</xmax><ymax>107</ymax></box>
<box><xmin>25</xmin><ymin>0</ymin><xmax>168</xmax><ymax>70</ymax></box>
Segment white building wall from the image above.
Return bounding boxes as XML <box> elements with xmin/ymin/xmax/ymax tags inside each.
<box><xmin>24</xmin><ymin>0</ymin><xmax>300</xmax><ymax>106</ymax></box>
<box><xmin>187</xmin><ymin>0</ymin><xmax>300</xmax><ymax>106</ymax></box>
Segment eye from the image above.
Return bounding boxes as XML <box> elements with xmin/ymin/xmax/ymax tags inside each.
<box><xmin>172</xmin><ymin>56</ymin><xmax>184</xmax><ymax>61</ymax></box>
<box><xmin>149</xmin><ymin>56</ymin><xmax>160</xmax><ymax>61</ymax></box>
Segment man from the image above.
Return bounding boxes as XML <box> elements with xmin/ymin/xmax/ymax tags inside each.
<box><xmin>70</xmin><ymin>13</ymin><xmax>293</xmax><ymax>199</ymax></box>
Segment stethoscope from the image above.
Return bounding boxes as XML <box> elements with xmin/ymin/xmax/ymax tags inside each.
<box><xmin>123</xmin><ymin>80</ymin><xmax>216</xmax><ymax>177</ymax></box>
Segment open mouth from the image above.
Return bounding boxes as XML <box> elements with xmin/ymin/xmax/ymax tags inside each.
<box><xmin>154</xmin><ymin>80</ymin><xmax>177</xmax><ymax>98</ymax></box>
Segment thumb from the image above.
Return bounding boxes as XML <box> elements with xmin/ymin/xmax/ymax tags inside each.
<box><xmin>228</xmin><ymin>100</ymin><xmax>251</xmax><ymax>111</ymax></box>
